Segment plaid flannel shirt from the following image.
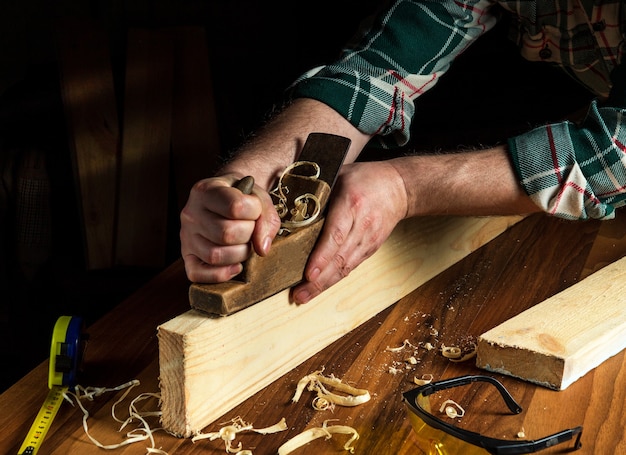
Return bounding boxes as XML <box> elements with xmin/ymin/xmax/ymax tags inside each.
<box><xmin>288</xmin><ymin>0</ymin><xmax>625</xmax><ymax>220</ymax></box>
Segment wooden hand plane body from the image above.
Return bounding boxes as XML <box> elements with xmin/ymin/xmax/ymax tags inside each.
<box><xmin>189</xmin><ymin>133</ymin><xmax>351</xmax><ymax>315</ymax></box>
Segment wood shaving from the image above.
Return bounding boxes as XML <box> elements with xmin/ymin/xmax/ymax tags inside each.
<box><xmin>439</xmin><ymin>399</ymin><xmax>465</xmax><ymax>419</ymax></box>
<box><xmin>66</xmin><ymin>379</ymin><xmax>287</xmax><ymax>455</ymax></box>
<box><xmin>277</xmin><ymin>420</ymin><xmax>359</xmax><ymax>454</ymax></box>
<box><xmin>413</xmin><ymin>374</ymin><xmax>434</xmax><ymax>386</ymax></box>
<box><xmin>385</xmin><ymin>339</ymin><xmax>418</xmax><ymax>353</ymax></box>
<box><xmin>64</xmin><ymin>380</ymin><xmax>168</xmax><ymax>454</ymax></box>
<box><xmin>292</xmin><ymin>370</ymin><xmax>370</xmax><ymax>407</ymax></box>
<box><xmin>441</xmin><ymin>342</ymin><xmax>477</xmax><ymax>362</ymax></box>
<box><xmin>192</xmin><ymin>416</ymin><xmax>287</xmax><ymax>453</ymax></box>
<box><xmin>270</xmin><ymin>161</ymin><xmax>323</xmax><ymax>230</ymax></box>
<box><xmin>440</xmin><ymin>344</ymin><xmax>462</xmax><ymax>359</ymax></box>
<box><xmin>312</xmin><ymin>396</ymin><xmax>335</xmax><ymax>412</ymax></box>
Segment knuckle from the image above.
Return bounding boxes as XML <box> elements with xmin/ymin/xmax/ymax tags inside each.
<box><xmin>339</xmin><ymin>265</ymin><xmax>352</xmax><ymax>278</ymax></box>
<box><xmin>228</xmin><ymin>197</ymin><xmax>247</xmax><ymax>218</ymax></box>
<box><xmin>204</xmin><ymin>247</ymin><xmax>225</xmax><ymax>266</ymax></box>
<box><xmin>359</xmin><ymin>214</ymin><xmax>376</xmax><ymax>232</ymax></box>
<box><xmin>330</xmin><ymin>228</ymin><xmax>346</xmax><ymax>247</ymax></box>
<box><xmin>309</xmin><ymin>281</ymin><xmax>326</xmax><ymax>295</ymax></box>
<box><xmin>191</xmin><ymin>178</ymin><xmax>212</xmax><ymax>194</ymax></box>
<box><xmin>179</xmin><ymin>205</ymin><xmax>195</xmax><ymax>225</ymax></box>
<box><xmin>332</xmin><ymin>254</ymin><xmax>352</xmax><ymax>278</ymax></box>
<box><xmin>220</xmin><ymin>224</ymin><xmax>240</xmax><ymax>245</ymax></box>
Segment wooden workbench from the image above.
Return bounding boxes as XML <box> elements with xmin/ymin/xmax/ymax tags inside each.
<box><xmin>1</xmin><ymin>212</ymin><xmax>625</xmax><ymax>454</ymax></box>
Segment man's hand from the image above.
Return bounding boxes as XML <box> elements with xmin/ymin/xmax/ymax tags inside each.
<box><xmin>291</xmin><ymin>160</ymin><xmax>408</xmax><ymax>303</ymax></box>
<box><xmin>180</xmin><ymin>174</ymin><xmax>281</xmax><ymax>283</ymax></box>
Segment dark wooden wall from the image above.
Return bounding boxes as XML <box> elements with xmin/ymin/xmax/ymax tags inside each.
<box><xmin>0</xmin><ymin>0</ymin><xmax>381</xmax><ymax>392</ymax></box>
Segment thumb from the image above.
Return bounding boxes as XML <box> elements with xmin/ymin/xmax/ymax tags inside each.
<box><xmin>251</xmin><ymin>189</ymin><xmax>281</xmax><ymax>256</ymax></box>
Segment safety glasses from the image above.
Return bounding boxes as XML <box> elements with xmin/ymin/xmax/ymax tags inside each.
<box><xmin>402</xmin><ymin>375</ymin><xmax>583</xmax><ymax>454</ymax></box>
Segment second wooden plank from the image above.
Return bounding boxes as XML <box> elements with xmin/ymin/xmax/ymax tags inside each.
<box><xmin>477</xmin><ymin>254</ymin><xmax>626</xmax><ymax>390</ymax></box>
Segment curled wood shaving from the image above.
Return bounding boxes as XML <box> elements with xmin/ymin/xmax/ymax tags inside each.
<box><xmin>440</xmin><ymin>343</ymin><xmax>477</xmax><ymax>362</ymax></box>
<box><xmin>277</xmin><ymin>420</ymin><xmax>359</xmax><ymax>454</ymax></box>
<box><xmin>270</xmin><ymin>161</ymin><xmax>323</xmax><ymax>231</ymax></box>
<box><xmin>312</xmin><ymin>396</ymin><xmax>335</xmax><ymax>412</ymax></box>
<box><xmin>192</xmin><ymin>416</ymin><xmax>287</xmax><ymax>453</ymax></box>
<box><xmin>413</xmin><ymin>374</ymin><xmax>434</xmax><ymax>386</ymax></box>
<box><xmin>439</xmin><ymin>399</ymin><xmax>465</xmax><ymax>418</ymax></box>
<box><xmin>64</xmin><ymin>380</ymin><xmax>168</xmax><ymax>454</ymax></box>
<box><xmin>292</xmin><ymin>370</ymin><xmax>370</xmax><ymax>407</ymax></box>
<box><xmin>385</xmin><ymin>339</ymin><xmax>418</xmax><ymax>353</ymax></box>
<box><xmin>440</xmin><ymin>345</ymin><xmax>462</xmax><ymax>359</ymax></box>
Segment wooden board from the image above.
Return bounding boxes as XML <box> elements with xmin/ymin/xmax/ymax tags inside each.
<box><xmin>115</xmin><ymin>28</ymin><xmax>174</xmax><ymax>267</ymax></box>
<box><xmin>158</xmin><ymin>214</ymin><xmax>522</xmax><ymax>437</ymax></box>
<box><xmin>56</xmin><ymin>19</ymin><xmax>119</xmax><ymax>269</ymax></box>
<box><xmin>476</xmin><ymin>254</ymin><xmax>626</xmax><ymax>390</ymax></box>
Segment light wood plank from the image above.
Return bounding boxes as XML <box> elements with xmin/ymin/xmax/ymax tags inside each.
<box><xmin>158</xmin><ymin>214</ymin><xmax>522</xmax><ymax>437</ymax></box>
<box><xmin>115</xmin><ymin>28</ymin><xmax>174</xmax><ymax>267</ymax></box>
<box><xmin>477</xmin><ymin>254</ymin><xmax>626</xmax><ymax>390</ymax></box>
<box><xmin>56</xmin><ymin>19</ymin><xmax>119</xmax><ymax>269</ymax></box>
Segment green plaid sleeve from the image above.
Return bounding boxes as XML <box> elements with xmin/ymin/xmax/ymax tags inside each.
<box><xmin>509</xmin><ymin>62</ymin><xmax>626</xmax><ymax>220</ymax></box>
<box><xmin>287</xmin><ymin>0</ymin><xmax>499</xmax><ymax>148</ymax></box>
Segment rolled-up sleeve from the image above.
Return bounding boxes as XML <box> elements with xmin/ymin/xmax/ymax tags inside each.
<box><xmin>287</xmin><ymin>0</ymin><xmax>499</xmax><ymax>148</ymax></box>
<box><xmin>509</xmin><ymin>62</ymin><xmax>626</xmax><ymax>220</ymax></box>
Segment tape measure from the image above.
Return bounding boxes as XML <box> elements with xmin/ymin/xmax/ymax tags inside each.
<box><xmin>18</xmin><ymin>316</ymin><xmax>87</xmax><ymax>455</ymax></box>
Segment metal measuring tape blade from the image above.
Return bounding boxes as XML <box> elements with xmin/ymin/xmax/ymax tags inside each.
<box><xmin>18</xmin><ymin>315</ymin><xmax>88</xmax><ymax>455</ymax></box>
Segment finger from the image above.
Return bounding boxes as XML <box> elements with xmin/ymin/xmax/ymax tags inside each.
<box><xmin>182</xmin><ymin>180</ymin><xmax>262</xmax><ymax>249</ymax></box>
<box><xmin>250</xmin><ymin>191</ymin><xmax>282</xmax><ymax>256</ymax></box>
<box><xmin>291</xmin><ymin>208</ymin><xmax>352</xmax><ymax>304</ymax></box>
<box><xmin>303</xmin><ymin>193</ymin><xmax>355</xmax><ymax>281</ymax></box>
<box><xmin>292</xmin><ymin>226</ymin><xmax>378</xmax><ymax>304</ymax></box>
<box><xmin>187</xmin><ymin>176</ymin><xmax>262</xmax><ymax>220</ymax></box>
<box><xmin>181</xmin><ymin>232</ymin><xmax>252</xmax><ymax>266</ymax></box>
<box><xmin>209</xmin><ymin>185</ymin><xmax>263</xmax><ymax>221</ymax></box>
<box><xmin>295</xmin><ymin>206</ymin><xmax>385</xmax><ymax>304</ymax></box>
<box><xmin>183</xmin><ymin>253</ymin><xmax>244</xmax><ymax>283</ymax></box>
<box><xmin>204</xmin><ymin>217</ymin><xmax>257</xmax><ymax>247</ymax></box>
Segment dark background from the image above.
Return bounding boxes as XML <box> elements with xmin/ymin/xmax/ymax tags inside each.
<box><xmin>0</xmin><ymin>1</ymin><xmax>592</xmax><ymax>392</ymax></box>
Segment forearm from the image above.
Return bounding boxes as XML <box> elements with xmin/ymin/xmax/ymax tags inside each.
<box><xmin>219</xmin><ymin>98</ymin><xmax>371</xmax><ymax>190</ymax></box>
<box><xmin>390</xmin><ymin>145</ymin><xmax>541</xmax><ymax>218</ymax></box>
<box><xmin>288</xmin><ymin>0</ymin><xmax>499</xmax><ymax>149</ymax></box>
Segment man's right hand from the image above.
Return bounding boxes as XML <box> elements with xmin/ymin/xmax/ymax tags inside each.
<box><xmin>179</xmin><ymin>174</ymin><xmax>281</xmax><ymax>283</ymax></box>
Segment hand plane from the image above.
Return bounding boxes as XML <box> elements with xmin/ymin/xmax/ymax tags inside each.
<box><xmin>189</xmin><ymin>132</ymin><xmax>351</xmax><ymax>315</ymax></box>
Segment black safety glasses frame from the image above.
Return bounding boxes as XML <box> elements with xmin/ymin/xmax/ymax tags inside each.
<box><xmin>402</xmin><ymin>375</ymin><xmax>583</xmax><ymax>455</ymax></box>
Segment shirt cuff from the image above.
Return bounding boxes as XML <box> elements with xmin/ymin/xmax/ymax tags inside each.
<box><xmin>508</xmin><ymin>117</ymin><xmax>616</xmax><ymax>221</ymax></box>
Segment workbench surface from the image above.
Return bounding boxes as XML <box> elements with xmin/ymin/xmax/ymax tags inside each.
<box><xmin>2</xmin><ymin>212</ymin><xmax>625</xmax><ymax>454</ymax></box>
